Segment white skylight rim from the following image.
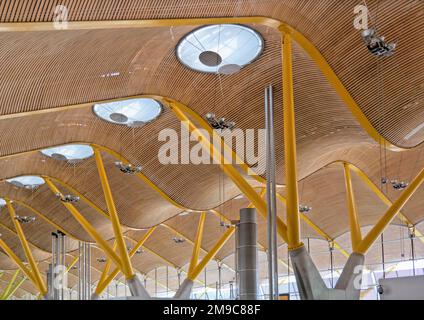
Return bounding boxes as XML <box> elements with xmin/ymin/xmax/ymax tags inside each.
<box><xmin>40</xmin><ymin>144</ymin><xmax>94</xmax><ymax>161</ymax></box>
<box><xmin>93</xmin><ymin>98</ymin><xmax>163</xmax><ymax>127</ymax></box>
<box><xmin>6</xmin><ymin>176</ymin><xmax>45</xmax><ymax>189</ymax></box>
<box><xmin>176</xmin><ymin>24</ymin><xmax>264</xmax><ymax>74</ymax></box>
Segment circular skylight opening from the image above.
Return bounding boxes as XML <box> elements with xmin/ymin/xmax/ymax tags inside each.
<box><xmin>93</xmin><ymin>98</ymin><xmax>162</xmax><ymax>127</ymax></box>
<box><xmin>0</xmin><ymin>198</ymin><xmax>6</xmax><ymax>207</ymax></box>
<box><xmin>41</xmin><ymin>144</ymin><xmax>94</xmax><ymax>162</ymax></box>
<box><xmin>6</xmin><ymin>176</ymin><xmax>45</xmax><ymax>189</ymax></box>
<box><xmin>176</xmin><ymin>24</ymin><xmax>264</xmax><ymax>74</ymax></box>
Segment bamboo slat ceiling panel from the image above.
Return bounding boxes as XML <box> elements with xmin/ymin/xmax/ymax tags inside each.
<box><xmin>0</xmin><ymin>0</ymin><xmax>423</xmax><ymax>147</ymax></box>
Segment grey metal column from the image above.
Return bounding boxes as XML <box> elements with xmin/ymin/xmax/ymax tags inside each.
<box><xmin>237</xmin><ymin>208</ymin><xmax>258</xmax><ymax>300</ymax></box>
<box><xmin>265</xmin><ymin>85</ymin><xmax>279</xmax><ymax>300</ymax></box>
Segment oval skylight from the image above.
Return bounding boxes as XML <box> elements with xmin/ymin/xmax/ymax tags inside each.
<box><xmin>176</xmin><ymin>24</ymin><xmax>264</xmax><ymax>74</ymax></box>
<box><xmin>6</xmin><ymin>176</ymin><xmax>45</xmax><ymax>189</ymax></box>
<box><xmin>41</xmin><ymin>144</ymin><xmax>94</xmax><ymax>162</ymax></box>
<box><xmin>93</xmin><ymin>98</ymin><xmax>162</xmax><ymax>127</ymax></box>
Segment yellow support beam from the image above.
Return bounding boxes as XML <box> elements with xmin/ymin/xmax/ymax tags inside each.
<box><xmin>169</xmin><ymin>102</ymin><xmax>288</xmax><ymax>243</ymax></box>
<box><xmin>188</xmin><ymin>212</ymin><xmax>206</xmax><ymax>275</ymax></box>
<box><xmin>348</xmin><ymin>163</ymin><xmax>424</xmax><ymax>243</ymax></box>
<box><xmin>65</xmin><ymin>255</ymin><xmax>80</xmax><ymax>274</ymax></box>
<box><xmin>343</xmin><ymin>163</ymin><xmax>362</xmax><ymax>251</ymax></box>
<box><xmin>0</xmin><ymin>269</ymin><xmax>20</xmax><ymax>300</ymax></box>
<box><xmin>97</xmin><ymin>241</ymin><xmax>118</xmax><ymax>289</ymax></box>
<box><xmin>95</xmin><ymin>227</ymin><xmax>156</xmax><ymax>296</ymax></box>
<box><xmin>188</xmin><ymin>226</ymin><xmax>235</xmax><ymax>281</ymax></box>
<box><xmin>282</xmin><ymin>32</ymin><xmax>302</xmax><ymax>250</ymax></box>
<box><xmin>44</xmin><ymin>177</ymin><xmax>124</xmax><ymax>272</ymax></box>
<box><xmin>0</xmin><ymin>239</ymin><xmax>36</xmax><ymax>290</ymax></box>
<box><xmin>356</xmin><ymin>167</ymin><xmax>424</xmax><ymax>254</ymax></box>
<box><xmin>94</xmin><ymin>148</ymin><xmax>134</xmax><ymax>279</ymax></box>
<box><xmin>3</xmin><ymin>276</ymin><xmax>27</xmax><ymax>300</ymax></box>
<box><xmin>6</xmin><ymin>200</ymin><xmax>47</xmax><ymax>296</ymax></box>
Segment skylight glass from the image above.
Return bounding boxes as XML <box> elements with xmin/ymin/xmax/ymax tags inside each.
<box><xmin>93</xmin><ymin>98</ymin><xmax>162</xmax><ymax>127</ymax></box>
<box><xmin>6</xmin><ymin>176</ymin><xmax>45</xmax><ymax>189</ymax></box>
<box><xmin>41</xmin><ymin>144</ymin><xmax>94</xmax><ymax>161</ymax></box>
<box><xmin>176</xmin><ymin>24</ymin><xmax>264</xmax><ymax>74</ymax></box>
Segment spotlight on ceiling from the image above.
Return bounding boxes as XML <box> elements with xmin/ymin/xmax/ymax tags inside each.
<box><xmin>205</xmin><ymin>113</ymin><xmax>235</xmax><ymax>130</ymax></box>
<box><xmin>56</xmin><ymin>193</ymin><xmax>80</xmax><ymax>203</ymax></box>
<box><xmin>220</xmin><ymin>221</ymin><xmax>232</xmax><ymax>229</ymax></box>
<box><xmin>127</xmin><ymin>247</ymin><xmax>143</xmax><ymax>255</ymax></box>
<box><xmin>299</xmin><ymin>205</ymin><xmax>312</xmax><ymax>214</ymax></box>
<box><xmin>97</xmin><ymin>257</ymin><xmax>107</xmax><ymax>263</ymax></box>
<box><xmin>15</xmin><ymin>215</ymin><xmax>36</xmax><ymax>224</ymax></box>
<box><xmin>172</xmin><ymin>237</ymin><xmax>185</xmax><ymax>244</ymax></box>
<box><xmin>391</xmin><ymin>180</ymin><xmax>408</xmax><ymax>190</ymax></box>
<box><xmin>360</xmin><ymin>28</ymin><xmax>396</xmax><ymax>57</ymax></box>
<box><xmin>114</xmin><ymin>162</ymin><xmax>142</xmax><ymax>174</ymax></box>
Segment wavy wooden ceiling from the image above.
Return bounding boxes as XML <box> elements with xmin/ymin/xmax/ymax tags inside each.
<box><xmin>0</xmin><ymin>0</ymin><xmax>424</xmax><ymax>298</ymax></box>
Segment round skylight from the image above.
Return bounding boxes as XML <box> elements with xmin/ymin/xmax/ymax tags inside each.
<box><xmin>6</xmin><ymin>176</ymin><xmax>45</xmax><ymax>189</ymax></box>
<box><xmin>93</xmin><ymin>98</ymin><xmax>162</xmax><ymax>127</ymax></box>
<box><xmin>0</xmin><ymin>198</ymin><xmax>6</xmax><ymax>207</ymax></box>
<box><xmin>176</xmin><ymin>24</ymin><xmax>264</xmax><ymax>74</ymax></box>
<box><xmin>41</xmin><ymin>144</ymin><xmax>94</xmax><ymax>162</ymax></box>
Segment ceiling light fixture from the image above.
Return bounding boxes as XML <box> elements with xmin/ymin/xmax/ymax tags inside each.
<box><xmin>360</xmin><ymin>28</ymin><xmax>396</xmax><ymax>57</ymax></box>
<box><xmin>114</xmin><ymin>162</ymin><xmax>142</xmax><ymax>174</ymax></box>
<box><xmin>55</xmin><ymin>193</ymin><xmax>80</xmax><ymax>203</ymax></box>
<box><xmin>176</xmin><ymin>24</ymin><xmax>263</xmax><ymax>74</ymax></box>
<box><xmin>172</xmin><ymin>237</ymin><xmax>185</xmax><ymax>244</ymax></box>
<box><xmin>205</xmin><ymin>113</ymin><xmax>235</xmax><ymax>130</ymax></box>
<box><xmin>299</xmin><ymin>205</ymin><xmax>312</xmax><ymax>214</ymax></box>
<box><xmin>15</xmin><ymin>215</ymin><xmax>36</xmax><ymax>224</ymax></box>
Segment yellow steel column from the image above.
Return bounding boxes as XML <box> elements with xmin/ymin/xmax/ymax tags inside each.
<box><xmin>95</xmin><ymin>227</ymin><xmax>156</xmax><ymax>295</ymax></box>
<box><xmin>343</xmin><ymin>163</ymin><xmax>362</xmax><ymax>251</ymax></box>
<box><xmin>44</xmin><ymin>178</ymin><xmax>124</xmax><ymax>272</ymax></box>
<box><xmin>188</xmin><ymin>226</ymin><xmax>235</xmax><ymax>281</ymax></box>
<box><xmin>356</xmin><ymin>167</ymin><xmax>424</xmax><ymax>254</ymax></box>
<box><xmin>3</xmin><ymin>276</ymin><xmax>26</xmax><ymax>300</ymax></box>
<box><xmin>93</xmin><ymin>148</ymin><xmax>134</xmax><ymax>279</ymax></box>
<box><xmin>170</xmin><ymin>103</ymin><xmax>288</xmax><ymax>243</ymax></box>
<box><xmin>188</xmin><ymin>212</ymin><xmax>206</xmax><ymax>275</ymax></box>
<box><xmin>0</xmin><ymin>239</ymin><xmax>36</xmax><ymax>285</ymax></box>
<box><xmin>1</xmin><ymin>269</ymin><xmax>20</xmax><ymax>300</ymax></box>
<box><xmin>282</xmin><ymin>32</ymin><xmax>302</xmax><ymax>250</ymax></box>
<box><xmin>97</xmin><ymin>241</ymin><xmax>117</xmax><ymax>288</ymax></box>
<box><xmin>6</xmin><ymin>199</ymin><xmax>47</xmax><ymax>296</ymax></box>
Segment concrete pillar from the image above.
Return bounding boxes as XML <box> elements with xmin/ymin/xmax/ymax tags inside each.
<box><xmin>237</xmin><ymin>208</ymin><xmax>258</xmax><ymax>300</ymax></box>
<box><xmin>289</xmin><ymin>245</ymin><xmax>365</xmax><ymax>300</ymax></box>
<box><xmin>127</xmin><ymin>274</ymin><xmax>151</xmax><ymax>299</ymax></box>
<box><xmin>174</xmin><ymin>278</ymin><xmax>194</xmax><ymax>299</ymax></box>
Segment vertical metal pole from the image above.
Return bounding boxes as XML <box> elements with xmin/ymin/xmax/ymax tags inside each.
<box><xmin>166</xmin><ymin>265</ymin><xmax>169</xmax><ymax>297</ymax></box>
<box><xmin>237</xmin><ymin>208</ymin><xmax>258</xmax><ymax>300</ymax></box>
<box><xmin>234</xmin><ymin>226</ymin><xmax>239</xmax><ymax>299</ymax></box>
<box><xmin>154</xmin><ymin>267</ymin><xmax>157</xmax><ymax>297</ymax></box>
<box><xmin>381</xmin><ymin>234</ymin><xmax>386</xmax><ymax>279</ymax></box>
<box><xmin>265</xmin><ymin>86</ymin><xmax>273</xmax><ymax>300</ymax></box>
<box><xmin>78</xmin><ymin>242</ymin><xmax>81</xmax><ymax>300</ymax></box>
<box><xmin>410</xmin><ymin>227</ymin><xmax>416</xmax><ymax>276</ymax></box>
<box><xmin>87</xmin><ymin>243</ymin><xmax>91</xmax><ymax>299</ymax></box>
<box><xmin>265</xmin><ymin>85</ymin><xmax>279</xmax><ymax>300</ymax></box>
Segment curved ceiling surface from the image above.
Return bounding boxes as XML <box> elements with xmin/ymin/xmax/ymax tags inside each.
<box><xmin>0</xmin><ymin>0</ymin><xmax>423</xmax><ymax>297</ymax></box>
